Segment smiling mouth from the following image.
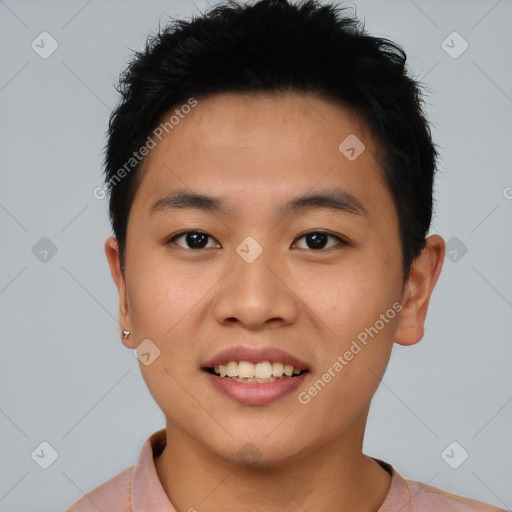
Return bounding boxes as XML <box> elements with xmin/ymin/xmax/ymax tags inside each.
<box><xmin>204</xmin><ymin>360</ymin><xmax>308</xmax><ymax>384</ymax></box>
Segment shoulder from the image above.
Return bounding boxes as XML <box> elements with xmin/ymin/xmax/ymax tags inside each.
<box><xmin>65</xmin><ymin>465</ymin><xmax>134</xmax><ymax>512</ymax></box>
<box><xmin>377</xmin><ymin>458</ymin><xmax>506</xmax><ymax>512</ymax></box>
<box><xmin>404</xmin><ymin>477</ymin><xmax>506</xmax><ymax>511</ymax></box>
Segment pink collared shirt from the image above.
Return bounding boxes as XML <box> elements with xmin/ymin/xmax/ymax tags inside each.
<box><xmin>66</xmin><ymin>429</ymin><xmax>506</xmax><ymax>512</ymax></box>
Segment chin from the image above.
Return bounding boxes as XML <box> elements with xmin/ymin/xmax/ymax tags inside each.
<box><xmin>208</xmin><ymin>433</ymin><xmax>315</xmax><ymax>469</ymax></box>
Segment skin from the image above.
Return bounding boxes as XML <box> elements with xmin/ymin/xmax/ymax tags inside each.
<box><xmin>105</xmin><ymin>92</ymin><xmax>444</xmax><ymax>512</ymax></box>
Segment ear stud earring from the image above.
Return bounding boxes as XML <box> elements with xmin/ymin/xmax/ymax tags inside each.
<box><xmin>122</xmin><ymin>330</ymin><xmax>131</xmax><ymax>339</ymax></box>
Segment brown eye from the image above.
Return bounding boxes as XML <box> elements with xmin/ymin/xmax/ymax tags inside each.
<box><xmin>168</xmin><ymin>231</ymin><xmax>220</xmax><ymax>250</ymax></box>
<box><xmin>293</xmin><ymin>231</ymin><xmax>347</xmax><ymax>251</ymax></box>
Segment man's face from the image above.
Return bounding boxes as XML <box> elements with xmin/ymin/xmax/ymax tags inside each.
<box><xmin>116</xmin><ymin>92</ymin><xmax>406</xmax><ymax>465</ymax></box>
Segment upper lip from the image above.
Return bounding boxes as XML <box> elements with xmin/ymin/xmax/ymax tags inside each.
<box><xmin>202</xmin><ymin>345</ymin><xmax>310</xmax><ymax>370</ymax></box>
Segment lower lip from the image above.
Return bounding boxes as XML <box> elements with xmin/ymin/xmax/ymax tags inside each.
<box><xmin>203</xmin><ymin>370</ymin><xmax>308</xmax><ymax>405</ymax></box>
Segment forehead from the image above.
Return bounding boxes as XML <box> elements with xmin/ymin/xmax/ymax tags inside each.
<box><xmin>131</xmin><ymin>91</ymin><xmax>391</xmax><ymax>218</ymax></box>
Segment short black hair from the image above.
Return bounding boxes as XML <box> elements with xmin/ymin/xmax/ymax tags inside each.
<box><xmin>104</xmin><ymin>0</ymin><xmax>437</xmax><ymax>280</ymax></box>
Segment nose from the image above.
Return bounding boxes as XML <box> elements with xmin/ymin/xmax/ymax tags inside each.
<box><xmin>211</xmin><ymin>244</ymin><xmax>301</xmax><ymax>331</ymax></box>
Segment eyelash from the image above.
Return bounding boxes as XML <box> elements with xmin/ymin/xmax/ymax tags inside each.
<box><xmin>165</xmin><ymin>230</ymin><xmax>349</xmax><ymax>252</ymax></box>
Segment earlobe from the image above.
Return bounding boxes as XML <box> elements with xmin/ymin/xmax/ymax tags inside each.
<box><xmin>395</xmin><ymin>234</ymin><xmax>445</xmax><ymax>347</ymax></box>
<box><xmin>104</xmin><ymin>236</ymin><xmax>136</xmax><ymax>349</ymax></box>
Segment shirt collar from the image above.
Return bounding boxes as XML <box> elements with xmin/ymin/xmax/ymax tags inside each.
<box><xmin>131</xmin><ymin>428</ymin><xmax>175</xmax><ymax>511</ymax></box>
<box><xmin>372</xmin><ymin>458</ymin><xmax>413</xmax><ymax>512</ymax></box>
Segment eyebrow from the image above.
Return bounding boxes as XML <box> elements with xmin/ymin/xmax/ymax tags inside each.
<box><xmin>148</xmin><ymin>187</ymin><xmax>368</xmax><ymax>217</ymax></box>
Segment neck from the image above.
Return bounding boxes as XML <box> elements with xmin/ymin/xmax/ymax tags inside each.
<box><xmin>154</xmin><ymin>409</ymin><xmax>392</xmax><ymax>512</ymax></box>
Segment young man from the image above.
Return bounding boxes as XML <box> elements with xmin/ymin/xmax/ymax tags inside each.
<box><xmin>68</xmin><ymin>0</ymin><xmax>505</xmax><ymax>510</ymax></box>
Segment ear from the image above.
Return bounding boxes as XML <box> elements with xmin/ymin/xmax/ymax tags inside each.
<box><xmin>104</xmin><ymin>236</ymin><xmax>136</xmax><ymax>349</ymax></box>
<box><xmin>395</xmin><ymin>234</ymin><xmax>445</xmax><ymax>346</ymax></box>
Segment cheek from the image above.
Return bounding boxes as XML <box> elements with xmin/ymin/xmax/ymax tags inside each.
<box><xmin>300</xmin><ymin>259</ymin><xmax>401</xmax><ymax>341</ymax></box>
<box><xmin>126</xmin><ymin>252</ymin><xmax>211</xmax><ymax>339</ymax></box>
<box><xmin>296</xmin><ymin>251</ymin><xmax>401</xmax><ymax>397</ymax></box>
<box><xmin>298</xmin><ymin>299</ymin><xmax>397</xmax><ymax>432</ymax></box>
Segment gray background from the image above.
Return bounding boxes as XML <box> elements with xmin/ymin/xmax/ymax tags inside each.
<box><xmin>1</xmin><ymin>0</ymin><xmax>511</xmax><ymax>511</ymax></box>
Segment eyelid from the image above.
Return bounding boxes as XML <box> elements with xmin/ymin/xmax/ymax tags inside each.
<box><xmin>292</xmin><ymin>230</ymin><xmax>349</xmax><ymax>250</ymax></box>
<box><xmin>166</xmin><ymin>230</ymin><xmax>221</xmax><ymax>249</ymax></box>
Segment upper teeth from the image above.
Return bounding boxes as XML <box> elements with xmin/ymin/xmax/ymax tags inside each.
<box><xmin>213</xmin><ymin>361</ymin><xmax>303</xmax><ymax>379</ymax></box>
